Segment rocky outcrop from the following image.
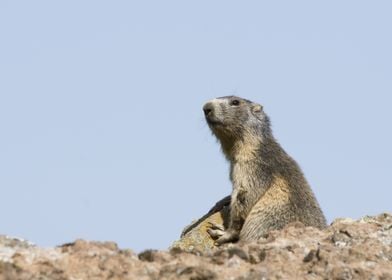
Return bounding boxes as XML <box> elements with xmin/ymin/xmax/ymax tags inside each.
<box><xmin>171</xmin><ymin>195</ymin><xmax>231</xmax><ymax>253</ymax></box>
<box><xmin>0</xmin><ymin>213</ymin><xmax>391</xmax><ymax>280</ymax></box>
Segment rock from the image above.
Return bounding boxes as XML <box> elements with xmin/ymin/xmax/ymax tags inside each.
<box><xmin>0</xmin><ymin>212</ymin><xmax>391</xmax><ymax>279</ymax></box>
<box><xmin>171</xmin><ymin>195</ymin><xmax>231</xmax><ymax>253</ymax></box>
<box><xmin>170</xmin><ymin>209</ymin><xmax>229</xmax><ymax>253</ymax></box>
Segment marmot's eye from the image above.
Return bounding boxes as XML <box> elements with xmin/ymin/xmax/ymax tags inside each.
<box><xmin>230</xmin><ymin>100</ymin><xmax>240</xmax><ymax>106</ymax></box>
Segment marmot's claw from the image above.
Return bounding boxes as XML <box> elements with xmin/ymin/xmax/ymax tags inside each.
<box><xmin>207</xmin><ymin>222</ymin><xmax>225</xmax><ymax>231</ymax></box>
<box><xmin>207</xmin><ymin>228</ymin><xmax>225</xmax><ymax>240</ymax></box>
<box><xmin>215</xmin><ymin>231</ymin><xmax>239</xmax><ymax>246</ymax></box>
<box><xmin>207</xmin><ymin>222</ymin><xmax>225</xmax><ymax>240</ymax></box>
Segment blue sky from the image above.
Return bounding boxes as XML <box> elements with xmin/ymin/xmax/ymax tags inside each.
<box><xmin>0</xmin><ymin>1</ymin><xmax>391</xmax><ymax>252</ymax></box>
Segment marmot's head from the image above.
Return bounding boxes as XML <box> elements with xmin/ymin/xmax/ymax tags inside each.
<box><xmin>203</xmin><ymin>96</ymin><xmax>271</xmax><ymax>153</ymax></box>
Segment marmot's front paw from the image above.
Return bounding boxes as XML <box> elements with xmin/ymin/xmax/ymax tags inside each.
<box><xmin>214</xmin><ymin>230</ymin><xmax>239</xmax><ymax>246</ymax></box>
<box><xmin>207</xmin><ymin>223</ymin><xmax>239</xmax><ymax>246</ymax></box>
<box><xmin>207</xmin><ymin>222</ymin><xmax>225</xmax><ymax>240</ymax></box>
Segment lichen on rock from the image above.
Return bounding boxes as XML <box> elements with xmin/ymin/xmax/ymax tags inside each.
<box><xmin>171</xmin><ymin>195</ymin><xmax>231</xmax><ymax>253</ymax></box>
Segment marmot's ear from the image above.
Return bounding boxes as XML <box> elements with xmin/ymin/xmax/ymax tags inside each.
<box><xmin>252</xmin><ymin>104</ymin><xmax>263</xmax><ymax>113</ymax></box>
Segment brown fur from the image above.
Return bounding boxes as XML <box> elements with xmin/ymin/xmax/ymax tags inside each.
<box><xmin>203</xmin><ymin>96</ymin><xmax>326</xmax><ymax>244</ymax></box>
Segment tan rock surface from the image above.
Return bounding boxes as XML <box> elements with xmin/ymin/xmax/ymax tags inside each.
<box><xmin>171</xmin><ymin>195</ymin><xmax>231</xmax><ymax>253</ymax></box>
<box><xmin>0</xmin><ymin>213</ymin><xmax>391</xmax><ymax>280</ymax></box>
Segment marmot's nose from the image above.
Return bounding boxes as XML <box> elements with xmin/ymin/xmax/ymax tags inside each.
<box><xmin>203</xmin><ymin>103</ymin><xmax>214</xmax><ymax>116</ymax></box>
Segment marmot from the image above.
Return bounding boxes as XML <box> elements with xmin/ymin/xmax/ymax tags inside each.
<box><xmin>203</xmin><ymin>96</ymin><xmax>327</xmax><ymax>245</ymax></box>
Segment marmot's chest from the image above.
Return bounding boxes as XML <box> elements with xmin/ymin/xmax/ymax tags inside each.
<box><xmin>230</xmin><ymin>161</ymin><xmax>267</xmax><ymax>215</ymax></box>
<box><xmin>230</xmin><ymin>162</ymin><xmax>258</xmax><ymax>190</ymax></box>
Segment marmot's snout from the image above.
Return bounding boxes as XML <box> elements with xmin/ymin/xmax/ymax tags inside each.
<box><xmin>203</xmin><ymin>101</ymin><xmax>222</xmax><ymax>125</ymax></box>
<box><xmin>203</xmin><ymin>102</ymin><xmax>213</xmax><ymax>117</ymax></box>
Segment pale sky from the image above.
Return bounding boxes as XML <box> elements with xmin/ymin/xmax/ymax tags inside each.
<box><xmin>0</xmin><ymin>1</ymin><xmax>391</xmax><ymax>252</ymax></box>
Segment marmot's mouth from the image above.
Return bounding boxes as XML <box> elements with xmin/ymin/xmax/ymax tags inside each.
<box><xmin>206</xmin><ymin>117</ymin><xmax>224</xmax><ymax>126</ymax></box>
